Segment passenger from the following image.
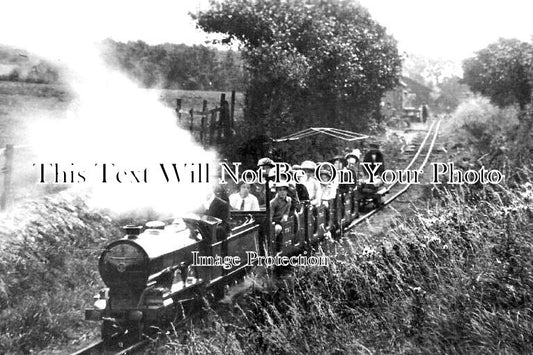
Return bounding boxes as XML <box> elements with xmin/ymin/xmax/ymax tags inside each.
<box><xmin>253</xmin><ymin>157</ymin><xmax>276</xmax><ymax>206</ymax></box>
<box><xmin>287</xmin><ymin>181</ymin><xmax>301</xmax><ymax>215</ymax></box>
<box><xmin>270</xmin><ymin>181</ymin><xmax>292</xmax><ymax>238</ymax></box>
<box><xmin>229</xmin><ymin>182</ymin><xmax>260</xmax><ymax>211</ymax></box>
<box><xmin>300</xmin><ymin>160</ymin><xmax>322</xmax><ymax>205</ymax></box>
<box><xmin>292</xmin><ymin>164</ymin><xmax>310</xmax><ymax>201</ymax></box>
<box><xmin>201</xmin><ymin>189</ymin><xmax>230</xmax><ymax>240</ymax></box>
<box><xmin>318</xmin><ymin>167</ymin><xmax>337</xmax><ymax>205</ymax></box>
<box><xmin>329</xmin><ymin>155</ymin><xmax>350</xmax><ymax>194</ymax></box>
<box><xmin>344</xmin><ymin>150</ymin><xmax>360</xmax><ymax>187</ymax></box>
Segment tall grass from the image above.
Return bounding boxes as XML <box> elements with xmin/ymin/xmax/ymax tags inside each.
<box><xmin>164</xmin><ymin>181</ymin><xmax>533</xmax><ymax>354</ymax></box>
<box><xmin>0</xmin><ymin>193</ymin><xmax>122</xmax><ymax>354</ymax></box>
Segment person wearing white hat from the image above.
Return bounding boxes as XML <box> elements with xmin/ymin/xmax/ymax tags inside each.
<box><xmin>318</xmin><ymin>166</ymin><xmax>337</xmax><ymax>205</ymax></box>
<box><xmin>300</xmin><ymin>160</ymin><xmax>322</xmax><ymax>205</ymax></box>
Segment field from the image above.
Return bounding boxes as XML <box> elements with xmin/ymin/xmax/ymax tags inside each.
<box><xmin>0</xmin><ymin>80</ymin><xmax>532</xmax><ymax>354</ymax></box>
<box><xmin>0</xmin><ymin>81</ymin><xmax>244</xmax><ymax>147</ymax></box>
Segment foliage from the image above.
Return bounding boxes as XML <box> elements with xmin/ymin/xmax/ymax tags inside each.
<box><xmin>101</xmin><ymin>39</ymin><xmax>247</xmax><ymax>91</ymax></box>
<box><xmin>432</xmin><ymin>75</ymin><xmax>471</xmax><ymax>112</ymax></box>
<box><xmin>163</xmin><ymin>181</ymin><xmax>533</xmax><ymax>354</ymax></box>
<box><xmin>402</xmin><ymin>53</ymin><xmax>461</xmax><ymax>88</ymax></box>
<box><xmin>463</xmin><ymin>38</ymin><xmax>533</xmax><ymax>110</ymax></box>
<box><xmin>0</xmin><ymin>194</ymin><xmax>122</xmax><ymax>354</ymax></box>
<box><xmin>0</xmin><ymin>45</ymin><xmax>60</xmax><ymax>84</ymax></box>
<box><xmin>442</xmin><ymin>95</ymin><xmax>533</xmax><ymax>183</ymax></box>
<box><xmin>195</xmin><ymin>0</ymin><xmax>402</xmax><ymax>141</ymax></box>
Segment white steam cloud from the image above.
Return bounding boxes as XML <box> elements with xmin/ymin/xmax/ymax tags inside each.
<box><xmin>28</xmin><ymin>43</ymin><xmax>217</xmax><ymax>215</ymax></box>
<box><xmin>0</xmin><ymin>2</ymin><xmax>219</xmax><ymax>216</ymax></box>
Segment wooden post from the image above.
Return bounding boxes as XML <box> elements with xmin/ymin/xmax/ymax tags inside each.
<box><xmin>218</xmin><ymin>93</ymin><xmax>226</xmax><ymax>142</ymax></box>
<box><xmin>1</xmin><ymin>144</ymin><xmax>14</xmax><ymax>210</ymax></box>
<box><xmin>230</xmin><ymin>90</ymin><xmax>236</xmax><ymax>129</ymax></box>
<box><xmin>200</xmin><ymin>100</ymin><xmax>207</xmax><ymax>143</ymax></box>
<box><xmin>176</xmin><ymin>99</ymin><xmax>182</xmax><ymax>124</ymax></box>
<box><xmin>209</xmin><ymin>110</ymin><xmax>217</xmax><ymax>145</ymax></box>
<box><xmin>189</xmin><ymin>108</ymin><xmax>194</xmax><ymax>134</ymax></box>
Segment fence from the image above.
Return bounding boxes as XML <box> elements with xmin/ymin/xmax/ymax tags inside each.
<box><xmin>175</xmin><ymin>91</ymin><xmax>237</xmax><ymax>146</ymax></box>
<box><xmin>0</xmin><ymin>91</ymin><xmax>241</xmax><ymax>211</ymax></box>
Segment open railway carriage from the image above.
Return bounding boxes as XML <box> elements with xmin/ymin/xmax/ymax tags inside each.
<box><xmin>85</xmin><ymin>128</ymin><xmax>388</xmax><ymax>345</ymax></box>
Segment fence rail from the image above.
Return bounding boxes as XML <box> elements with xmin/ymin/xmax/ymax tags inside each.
<box><xmin>175</xmin><ymin>91</ymin><xmax>237</xmax><ymax>146</ymax></box>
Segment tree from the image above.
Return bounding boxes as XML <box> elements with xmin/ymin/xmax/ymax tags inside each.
<box><xmin>463</xmin><ymin>38</ymin><xmax>533</xmax><ymax>110</ymax></box>
<box><xmin>194</xmin><ymin>0</ymin><xmax>401</xmax><ymax>139</ymax></box>
<box><xmin>433</xmin><ymin>76</ymin><xmax>471</xmax><ymax>112</ymax></box>
<box><xmin>101</xmin><ymin>39</ymin><xmax>245</xmax><ymax>91</ymax></box>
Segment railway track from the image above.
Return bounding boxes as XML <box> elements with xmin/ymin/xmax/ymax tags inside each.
<box><xmin>346</xmin><ymin>118</ymin><xmax>441</xmax><ymax>230</ymax></box>
<box><xmin>70</xmin><ymin>119</ymin><xmax>442</xmax><ymax>355</ymax></box>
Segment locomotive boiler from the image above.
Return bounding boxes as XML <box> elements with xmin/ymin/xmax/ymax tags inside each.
<box><xmin>86</xmin><ymin>214</ymin><xmax>262</xmax><ymax>342</ymax></box>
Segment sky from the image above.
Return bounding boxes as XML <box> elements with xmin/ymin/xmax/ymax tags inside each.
<box><xmin>0</xmin><ymin>0</ymin><xmax>532</xmax><ymax>62</ymax></box>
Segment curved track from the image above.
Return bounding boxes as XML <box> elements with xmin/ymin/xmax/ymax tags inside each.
<box><xmin>346</xmin><ymin>118</ymin><xmax>442</xmax><ymax>230</ymax></box>
<box><xmin>71</xmin><ymin>119</ymin><xmax>442</xmax><ymax>355</ymax></box>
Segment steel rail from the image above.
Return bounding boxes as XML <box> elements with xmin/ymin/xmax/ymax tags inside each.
<box><xmin>345</xmin><ymin>119</ymin><xmax>442</xmax><ymax>230</ymax></box>
<box><xmin>71</xmin><ymin>120</ymin><xmax>442</xmax><ymax>355</ymax></box>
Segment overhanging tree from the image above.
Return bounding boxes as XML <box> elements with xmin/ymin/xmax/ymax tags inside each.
<box><xmin>463</xmin><ymin>38</ymin><xmax>533</xmax><ymax>110</ymax></box>
<box><xmin>194</xmin><ymin>0</ymin><xmax>401</xmax><ymax>139</ymax></box>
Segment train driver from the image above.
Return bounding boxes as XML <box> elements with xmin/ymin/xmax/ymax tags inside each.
<box><xmin>201</xmin><ymin>188</ymin><xmax>231</xmax><ymax>241</ymax></box>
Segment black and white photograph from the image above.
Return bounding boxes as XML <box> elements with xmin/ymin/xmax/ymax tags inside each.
<box><xmin>0</xmin><ymin>0</ymin><xmax>532</xmax><ymax>354</ymax></box>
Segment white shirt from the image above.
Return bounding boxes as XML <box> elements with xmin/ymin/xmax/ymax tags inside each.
<box><xmin>229</xmin><ymin>193</ymin><xmax>260</xmax><ymax>211</ymax></box>
<box><xmin>320</xmin><ymin>181</ymin><xmax>338</xmax><ymax>202</ymax></box>
<box><xmin>301</xmin><ymin>175</ymin><xmax>322</xmax><ymax>205</ymax></box>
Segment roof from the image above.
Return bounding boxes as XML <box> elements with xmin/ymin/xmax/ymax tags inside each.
<box><xmin>273</xmin><ymin>127</ymin><xmax>369</xmax><ymax>142</ymax></box>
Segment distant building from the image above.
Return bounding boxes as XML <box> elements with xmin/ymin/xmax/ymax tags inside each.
<box><xmin>381</xmin><ymin>76</ymin><xmax>432</xmax><ymax>120</ymax></box>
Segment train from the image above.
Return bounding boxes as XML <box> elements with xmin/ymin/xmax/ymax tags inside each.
<box><xmin>85</xmin><ymin>150</ymin><xmax>387</xmax><ymax>345</ymax></box>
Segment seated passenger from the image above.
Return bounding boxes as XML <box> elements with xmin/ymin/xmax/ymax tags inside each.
<box><xmin>229</xmin><ymin>182</ymin><xmax>260</xmax><ymax>211</ymax></box>
<box><xmin>287</xmin><ymin>181</ymin><xmax>301</xmax><ymax>215</ymax></box>
<box><xmin>292</xmin><ymin>164</ymin><xmax>310</xmax><ymax>201</ymax></box>
<box><xmin>300</xmin><ymin>160</ymin><xmax>322</xmax><ymax>206</ymax></box>
<box><xmin>330</xmin><ymin>155</ymin><xmax>350</xmax><ymax>193</ymax></box>
<box><xmin>344</xmin><ymin>150</ymin><xmax>361</xmax><ymax>187</ymax></box>
<box><xmin>253</xmin><ymin>157</ymin><xmax>276</xmax><ymax>206</ymax></box>
<box><xmin>318</xmin><ymin>168</ymin><xmax>337</xmax><ymax>205</ymax></box>
<box><xmin>270</xmin><ymin>182</ymin><xmax>292</xmax><ymax>237</ymax></box>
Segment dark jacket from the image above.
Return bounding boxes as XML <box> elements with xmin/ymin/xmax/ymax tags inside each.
<box><xmin>206</xmin><ymin>196</ymin><xmax>231</xmax><ymax>240</ymax></box>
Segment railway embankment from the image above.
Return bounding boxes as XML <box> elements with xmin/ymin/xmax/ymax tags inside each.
<box><xmin>0</xmin><ymin>192</ymin><xmax>122</xmax><ymax>354</ymax></box>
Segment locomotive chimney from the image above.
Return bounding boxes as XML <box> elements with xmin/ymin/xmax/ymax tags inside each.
<box><xmin>123</xmin><ymin>225</ymin><xmax>143</xmax><ymax>239</ymax></box>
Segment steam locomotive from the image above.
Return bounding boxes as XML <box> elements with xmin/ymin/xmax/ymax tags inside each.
<box><xmin>85</xmin><ymin>152</ymin><xmax>387</xmax><ymax>344</ymax></box>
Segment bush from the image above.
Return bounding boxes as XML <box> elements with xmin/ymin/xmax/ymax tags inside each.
<box><xmin>444</xmin><ymin>95</ymin><xmax>519</xmax><ymax>149</ymax></box>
